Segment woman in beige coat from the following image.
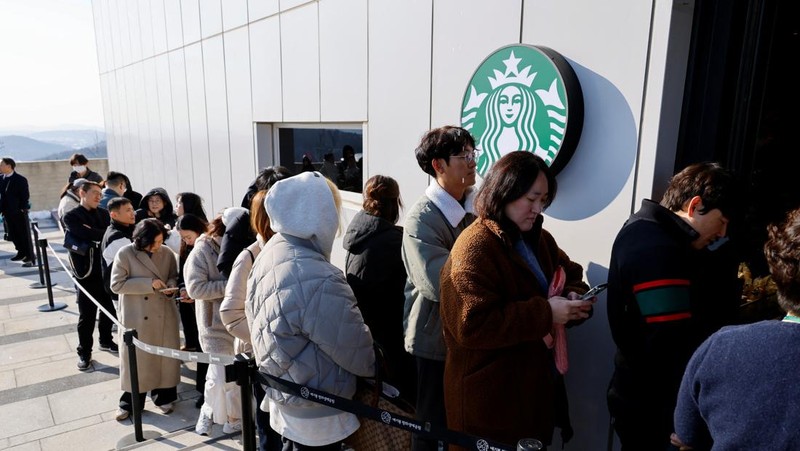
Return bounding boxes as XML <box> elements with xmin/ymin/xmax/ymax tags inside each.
<box><xmin>110</xmin><ymin>218</ymin><xmax>180</xmax><ymax>421</ymax></box>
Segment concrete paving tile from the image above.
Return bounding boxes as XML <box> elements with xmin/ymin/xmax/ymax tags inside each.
<box><xmin>0</xmin><ymin>336</ymin><xmax>72</xmax><ymax>368</ymax></box>
<box><xmin>6</xmin><ymin>441</ymin><xmax>43</xmax><ymax>451</ymax></box>
<box><xmin>4</xmin><ymin>415</ymin><xmax>99</xmax><ymax>449</ymax></box>
<box><xmin>48</xmin><ymin>377</ymin><xmax>121</xmax><ymax>424</ymax></box>
<box><xmin>3</xmin><ymin>310</ymin><xmax>77</xmax><ymax>335</ymax></box>
<box><xmin>0</xmin><ymin>355</ymin><xmax>53</xmax><ymax>372</ymax></box>
<box><xmin>39</xmin><ymin>416</ymin><xmax>130</xmax><ymax>451</ymax></box>
<box><xmin>0</xmin><ymin>368</ymin><xmax>16</xmax><ymax>390</ymax></box>
<box><xmin>0</xmin><ymin>305</ymin><xmax>10</xmax><ymax>320</ymax></box>
<box><xmin>14</xmin><ymin>356</ymin><xmax>87</xmax><ymax>387</ymax></box>
<box><xmin>7</xmin><ymin>302</ymin><xmax>78</xmax><ymax>322</ymax></box>
<box><xmin>0</xmin><ymin>396</ymin><xmax>53</xmax><ymax>440</ymax></box>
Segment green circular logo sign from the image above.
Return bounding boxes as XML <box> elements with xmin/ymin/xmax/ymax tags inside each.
<box><xmin>461</xmin><ymin>45</ymin><xmax>583</xmax><ymax>176</ymax></box>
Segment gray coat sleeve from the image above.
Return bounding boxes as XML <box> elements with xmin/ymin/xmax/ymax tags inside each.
<box><xmin>402</xmin><ymin>214</ymin><xmax>452</xmax><ymax>302</ymax></box>
<box><xmin>184</xmin><ymin>241</ymin><xmax>227</xmax><ymax>301</ymax></box>
<box><xmin>303</xmin><ymin>274</ymin><xmax>375</xmax><ymax>378</ymax></box>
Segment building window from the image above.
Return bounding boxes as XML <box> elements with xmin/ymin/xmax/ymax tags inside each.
<box><xmin>275</xmin><ymin>125</ymin><xmax>363</xmax><ymax>193</ymax></box>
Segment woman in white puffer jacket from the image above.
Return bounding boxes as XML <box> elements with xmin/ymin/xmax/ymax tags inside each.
<box><xmin>247</xmin><ymin>171</ymin><xmax>375</xmax><ymax>450</ymax></box>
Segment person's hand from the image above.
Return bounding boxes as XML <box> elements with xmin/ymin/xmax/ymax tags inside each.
<box><xmin>152</xmin><ymin>279</ymin><xmax>167</xmax><ymax>290</ymax></box>
<box><xmin>567</xmin><ymin>291</ymin><xmax>595</xmax><ymax>311</ymax></box>
<box><xmin>670</xmin><ymin>433</ymin><xmax>693</xmax><ymax>450</ymax></box>
<box><xmin>548</xmin><ymin>296</ymin><xmax>592</xmax><ymax>324</ymax></box>
<box><xmin>179</xmin><ymin>288</ymin><xmax>194</xmax><ymax>303</ymax></box>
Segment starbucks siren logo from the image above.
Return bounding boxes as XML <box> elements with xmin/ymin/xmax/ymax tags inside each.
<box><xmin>461</xmin><ymin>45</ymin><xmax>583</xmax><ymax>176</ymax></box>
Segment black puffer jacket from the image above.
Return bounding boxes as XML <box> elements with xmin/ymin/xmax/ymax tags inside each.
<box><xmin>343</xmin><ymin>210</ymin><xmax>414</xmax><ymax>398</ymax></box>
<box><xmin>135</xmin><ymin>187</ymin><xmax>177</xmax><ymax>228</ymax></box>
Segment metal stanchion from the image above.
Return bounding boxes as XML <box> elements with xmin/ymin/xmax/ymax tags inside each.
<box><xmin>29</xmin><ymin>220</ymin><xmax>46</xmax><ymax>288</ymax></box>
<box><xmin>233</xmin><ymin>354</ymin><xmax>256</xmax><ymax>451</ymax></box>
<box><xmin>36</xmin><ymin>238</ymin><xmax>67</xmax><ymax>312</ymax></box>
<box><xmin>29</xmin><ymin>221</ymin><xmax>57</xmax><ymax>289</ymax></box>
<box><xmin>116</xmin><ymin>330</ymin><xmax>161</xmax><ymax>449</ymax></box>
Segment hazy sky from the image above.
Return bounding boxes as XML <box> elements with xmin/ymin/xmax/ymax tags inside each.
<box><xmin>0</xmin><ymin>0</ymin><xmax>103</xmax><ymax>132</ymax></box>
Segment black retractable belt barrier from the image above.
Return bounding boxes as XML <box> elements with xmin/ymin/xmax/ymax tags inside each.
<box><xmin>35</xmin><ymin>238</ymin><xmax>66</xmax><ymax>312</ymax></box>
<box><xmin>251</xmin><ymin>368</ymin><xmax>530</xmax><ymax>451</ymax></box>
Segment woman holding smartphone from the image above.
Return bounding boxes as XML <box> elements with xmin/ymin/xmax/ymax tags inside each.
<box><xmin>110</xmin><ymin>218</ymin><xmax>180</xmax><ymax>421</ymax></box>
<box><xmin>440</xmin><ymin>151</ymin><xmax>594</xmax><ymax>448</ymax></box>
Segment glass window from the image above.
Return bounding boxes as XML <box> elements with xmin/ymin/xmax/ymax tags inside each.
<box><xmin>277</xmin><ymin>126</ymin><xmax>363</xmax><ymax>193</ymax></box>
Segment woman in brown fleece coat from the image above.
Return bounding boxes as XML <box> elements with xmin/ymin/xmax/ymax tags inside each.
<box><xmin>440</xmin><ymin>152</ymin><xmax>593</xmax><ymax>448</ymax></box>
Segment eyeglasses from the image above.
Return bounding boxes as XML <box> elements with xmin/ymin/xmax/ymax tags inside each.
<box><xmin>451</xmin><ymin>150</ymin><xmax>481</xmax><ymax>163</ymax></box>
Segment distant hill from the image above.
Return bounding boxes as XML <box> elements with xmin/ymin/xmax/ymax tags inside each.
<box><xmin>28</xmin><ymin>129</ymin><xmax>106</xmax><ymax>149</ymax></box>
<box><xmin>0</xmin><ymin>135</ymin><xmax>72</xmax><ymax>161</ymax></box>
<box><xmin>44</xmin><ymin>141</ymin><xmax>107</xmax><ymax>160</ymax></box>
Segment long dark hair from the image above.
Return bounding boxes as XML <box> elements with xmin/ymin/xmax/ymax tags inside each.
<box><xmin>176</xmin><ymin>214</ymin><xmax>208</xmax><ymax>260</ymax></box>
<box><xmin>133</xmin><ymin>219</ymin><xmax>169</xmax><ymax>252</ymax></box>
<box><xmin>177</xmin><ymin>192</ymin><xmax>208</xmax><ymax>222</ymax></box>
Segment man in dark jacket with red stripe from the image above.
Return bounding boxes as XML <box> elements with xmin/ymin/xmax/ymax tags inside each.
<box><xmin>607</xmin><ymin>162</ymin><xmax>738</xmax><ymax>450</ymax></box>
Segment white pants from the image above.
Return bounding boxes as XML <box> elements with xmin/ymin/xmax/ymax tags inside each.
<box><xmin>204</xmin><ymin>363</ymin><xmax>242</xmax><ymax>424</ymax></box>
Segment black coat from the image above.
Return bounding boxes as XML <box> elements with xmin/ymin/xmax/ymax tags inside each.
<box><xmin>135</xmin><ymin>187</ymin><xmax>177</xmax><ymax>228</ymax></box>
<box><xmin>0</xmin><ymin>172</ymin><xmax>30</xmax><ymax>214</ymax></box>
<box><xmin>101</xmin><ymin>220</ymin><xmax>135</xmax><ymax>300</ymax></box>
<box><xmin>69</xmin><ymin>169</ymin><xmax>103</xmax><ymax>184</ymax></box>
<box><xmin>343</xmin><ymin>210</ymin><xmax>413</xmax><ymax>396</ymax></box>
<box><xmin>63</xmin><ymin>205</ymin><xmax>110</xmax><ymax>279</ymax></box>
<box><xmin>216</xmin><ymin>208</ymin><xmax>255</xmax><ymax>278</ymax></box>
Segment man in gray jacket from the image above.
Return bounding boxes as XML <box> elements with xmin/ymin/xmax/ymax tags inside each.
<box><xmin>402</xmin><ymin>126</ymin><xmax>478</xmax><ymax>451</ymax></box>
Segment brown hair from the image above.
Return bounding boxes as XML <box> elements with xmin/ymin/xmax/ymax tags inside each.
<box><xmin>764</xmin><ymin>207</ymin><xmax>800</xmax><ymax>314</ymax></box>
<box><xmin>207</xmin><ymin>215</ymin><xmax>226</xmax><ymax>238</ymax></box>
<box><xmin>660</xmin><ymin>162</ymin><xmax>738</xmax><ymax>218</ymax></box>
<box><xmin>250</xmin><ymin>190</ymin><xmax>273</xmax><ymax>241</ymax></box>
<box><xmin>475</xmin><ymin>151</ymin><xmax>556</xmax><ymax>232</ymax></box>
<box><xmin>363</xmin><ymin>175</ymin><xmax>402</xmax><ymax>224</ymax></box>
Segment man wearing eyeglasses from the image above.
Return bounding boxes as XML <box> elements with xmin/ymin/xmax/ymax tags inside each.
<box><xmin>63</xmin><ymin>181</ymin><xmax>118</xmax><ymax>371</ymax></box>
<box><xmin>402</xmin><ymin>125</ymin><xmax>478</xmax><ymax>451</ymax></box>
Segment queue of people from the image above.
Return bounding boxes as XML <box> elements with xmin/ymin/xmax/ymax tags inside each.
<box><xmin>44</xmin><ymin>127</ymin><xmax>798</xmax><ymax>451</ymax></box>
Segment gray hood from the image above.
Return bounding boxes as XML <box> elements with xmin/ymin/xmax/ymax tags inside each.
<box><xmin>264</xmin><ymin>171</ymin><xmax>339</xmax><ymax>260</ymax></box>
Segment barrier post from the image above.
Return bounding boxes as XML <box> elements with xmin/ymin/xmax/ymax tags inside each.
<box><xmin>116</xmin><ymin>330</ymin><xmax>161</xmax><ymax>449</ymax></box>
<box><xmin>125</xmin><ymin>330</ymin><xmax>145</xmax><ymax>442</ymax></box>
<box><xmin>233</xmin><ymin>354</ymin><xmax>256</xmax><ymax>451</ymax></box>
<box><xmin>29</xmin><ymin>222</ymin><xmax>57</xmax><ymax>290</ymax></box>
<box><xmin>36</xmin><ymin>239</ymin><xmax>67</xmax><ymax>312</ymax></box>
<box><xmin>23</xmin><ymin>212</ymin><xmax>36</xmax><ymax>267</ymax></box>
<box><xmin>29</xmin><ymin>220</ymin><xmax>46</xmax><ymax>288</ymax></box>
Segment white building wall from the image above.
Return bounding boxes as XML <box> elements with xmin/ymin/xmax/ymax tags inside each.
<box><xmin>92</xmin><ymin>1</ymin><xmax>693</xmax><ymax>448</ymax></box>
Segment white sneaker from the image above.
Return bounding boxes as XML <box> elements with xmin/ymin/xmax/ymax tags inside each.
<box><xmin>157</xmin><ymin>402</ymin><xmax>174</xmax><ymax>414</ymax></box>
<box><xmin>115</xmin><ymin>408</ymin><xmax>130</xmax><ymax>421</ymax></box>
<box><xmin>222</xmin><ymin>419</ymin><xmax>242</xmax><ymax>434</ymax></box>
<box><xmin>195</xmin><ymin>410</ymin><xmax>213</xmax><ymax>436</ymax></box>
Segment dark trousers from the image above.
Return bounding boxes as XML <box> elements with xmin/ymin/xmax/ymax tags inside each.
<box><xmin>76</xmin><ymin>274</ymin><xmax>117</xmax><ymax>359</ymax></box>
<box><xmin>608</xmin><ymin>382</ymin><xmax>676</xmax><ymax>451</ymax></box>
<box><xmin>254</xmin><ymin>383</ymin><xmax>281</xmax><ymax>451</ymax></box>
<box><xmin>119</xmin><ymin>387</ymin><xmax>178</xmax><ymax>413</ymax></box>
<box><xmin>4</xmin><ymin>210</ymin><xmax>33</xmax><ymax>259</ymax></box>
<box><xmin>413</xmin><ymin>356</ymin><xmax>448</xmax><ymax>451</ymax></box>
<box><xmin>179</xmin><ymin>300</ymin><xmax>201</xmax><ymax>350</ymax></box>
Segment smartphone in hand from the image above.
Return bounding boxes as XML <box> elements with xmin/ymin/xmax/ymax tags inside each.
<box><xmin>581</xmin><ymin>283</ymin><xmax>608</xmax><ymax>300</ymax></box>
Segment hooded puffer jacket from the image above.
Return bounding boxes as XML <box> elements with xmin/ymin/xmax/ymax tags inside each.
<box><xmin>247</xmin><ymin>171</ymin><xmax>375</xmax><ymax>443</ymax></box>
<box><xmin>135</xmin><ymin>187</ymin><xmax>177</xmax><ymax>228</ymax></box>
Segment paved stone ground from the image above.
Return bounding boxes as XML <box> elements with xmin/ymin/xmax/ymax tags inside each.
<box><xmin>0</xmin><ymin>223</ymin><xmax>244</xmax><ymax>450</ymax></box>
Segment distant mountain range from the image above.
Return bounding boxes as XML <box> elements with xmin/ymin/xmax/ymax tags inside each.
<box><xmin>0</xmin><ymin>129</ymin><xmax>107</xmax><ymax>161</ymax></box>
